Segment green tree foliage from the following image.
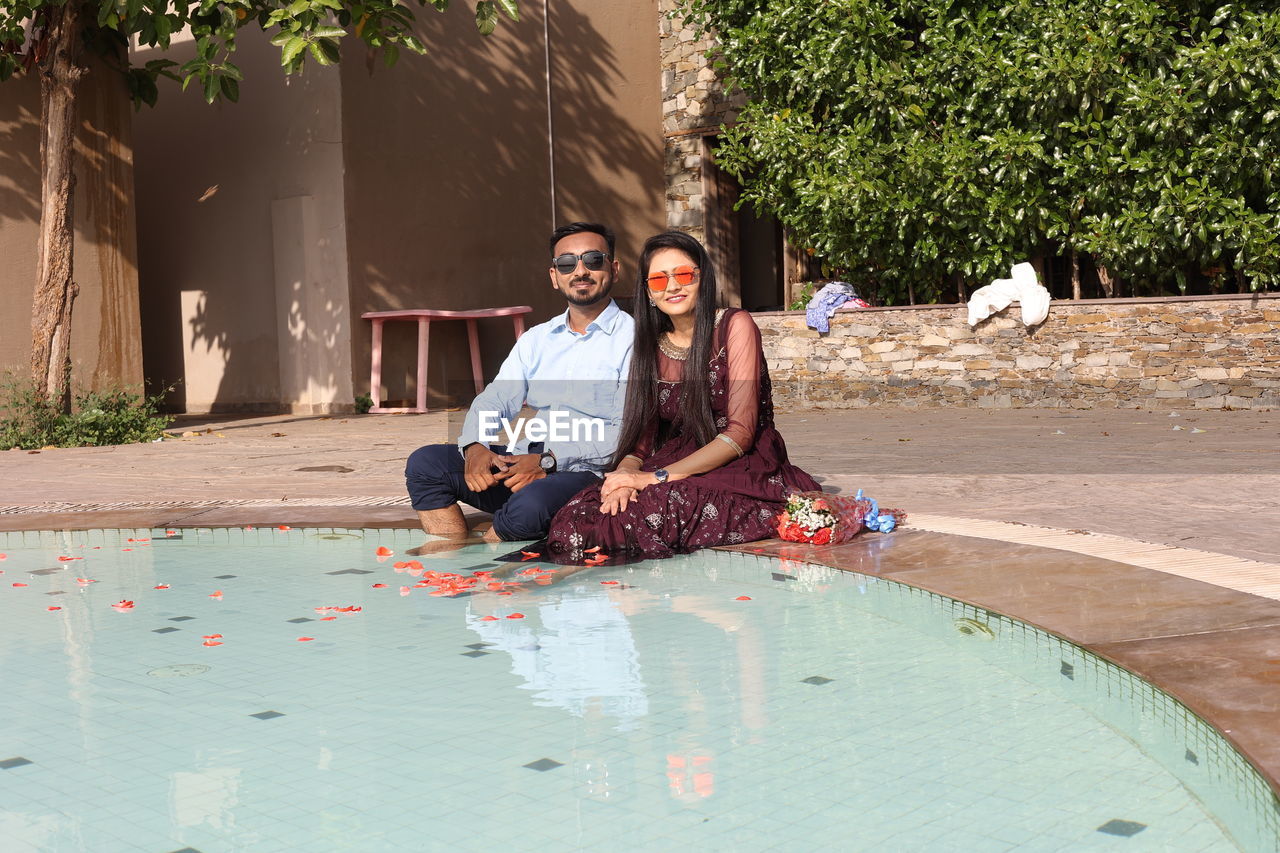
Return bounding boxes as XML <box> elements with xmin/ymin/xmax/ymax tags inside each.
<box><xmin>679</xmin><ymin>0</ymin><xmax>1280</xmax><ymax>303</ymax></box>
<box><xmin>1</xmin><ymin>0</ymin><xmax>519</xmax><ymax>106</ymax></box>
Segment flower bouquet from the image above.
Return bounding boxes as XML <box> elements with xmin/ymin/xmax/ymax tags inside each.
<box><xmin>775</xmin><ymin>490</ymin><xmax>906</xmax><ymax>545</ymax></box>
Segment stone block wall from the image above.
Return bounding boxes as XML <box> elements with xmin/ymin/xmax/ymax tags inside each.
<box><xmin>658</xmin><ymin>0</ymin><xmax>744</xmax><ymax>238</ymax></box>
<box><xmin>756</xmin><ymin>294</ymin><xmax>1280</xmax><ymax>410</ymax></box>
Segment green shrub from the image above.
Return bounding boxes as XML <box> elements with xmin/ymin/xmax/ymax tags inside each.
<box><xmin>0</xmin><ymin>379</ymin><xmax>173</xmax><ymax>450</ymax></box>
<box><xmin>354</xmin><ymin>393</ymin><xmax>374</xmax><ymax>414</ymax></box>
<box><xmin>679</xmin><ymin>0</ymin><xmax>1280</xmax><ymax>303</ymax></box>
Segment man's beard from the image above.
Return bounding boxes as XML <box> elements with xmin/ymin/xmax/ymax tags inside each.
<box><xmin>565</xmin><ymin>276</ymin><xmax>613</xmax><ymax>307</ymax></box>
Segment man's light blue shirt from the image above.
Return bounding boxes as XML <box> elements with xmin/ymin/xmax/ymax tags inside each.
<box><xmin>458</xmin><ymin>300</ymin><xmax>634</xmax><ymax>474</ymax></box>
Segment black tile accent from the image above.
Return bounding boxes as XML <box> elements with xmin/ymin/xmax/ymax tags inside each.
<box><xmin>249</xmin><ymin>711</ymin><xmax>285</xmax><ymax>720</ymax></box>
<box><xmin>461</xmin><ymin>650</ymin><xmax>490</xmax><ymax>658</ymax></box>
<box><xmin>517</xmin><ymin>644</ymin><xmax>542</xmax><ymax>651</ymax></box>
<box><xmin>29</xmin><ymin>567</ymin><xmax>63</xmax><ymax>576</ymax></box>
<box><xmin>169</xmin><ymin>616</ymin><xmax>196</xmax><ymax>622</ymax></box>
<box><xmin>45</xmin><ymin>590</ymin><xmax>66</xmax><ymax>596</ymax></box>
<box><xmin>167</xmin><ymin>847</ymin><xmax>203</xmax><ymax>853</ymax></box>
<box><xmin>1060</xmin><ymin>662</ymin><xmax>1075</xmax><ymax>680</ymax></box>
<box><xmin>801</xmin><ymin>676</ymin><xmax>833</xmax><ymax>685</ymax></box>
<box><xmin>152</xmin><ymin>627</ymin><xmax>180</xmax><ymax>634</ymax></box>
<box><xmin>326</xmin><ymin>569</ymin><xmax>373</xmax><ymax>575</ymax></box>
<box><xmin>287</xmin><ymin>617</ymin><xmax>314</xmax><ymax>624</ymax></box>
<box><xmin>213</xmin><ymin>574</ymin><xmax>237</xmax><ymax>579</ymax></box>
<box><xmin>0</xmin><ymin>757</ymin><xmax>33</xmax><ymax>769</ymax></box>
<box><xmin>1185</xmin><ymin>749</ymin><xmax>1199</xmax><ymax>765</ymax></box>
<box><xmin>771</xmin><ymin>572</ymin><xmax>797</xmax><ymax>582</ymax></box>
<box><xmin>523</xmin><ymin>758</ymin><xmax>564</xmax><ymax>772</ymax></box>
<box><xmin>464</xmin><ymin>643</ymin><xmax>493</xmax><ymax>650</ymax></box>
<box><xmin>1097</xmin><ymin>819</ymin><xmax>1147</xmax><ymax>837</ymax></box>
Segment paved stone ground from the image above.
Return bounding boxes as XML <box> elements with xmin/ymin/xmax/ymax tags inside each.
<box><xmin>2</xmin><ymin>407</ymin><xmax>1277</xmax><ymax>563</ymax></box>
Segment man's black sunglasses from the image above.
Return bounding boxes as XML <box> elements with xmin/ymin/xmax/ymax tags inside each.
<box><xmin>552</xmin><ymin>250</ymin><xmax>610</xmax><ymax>275</ymax></box>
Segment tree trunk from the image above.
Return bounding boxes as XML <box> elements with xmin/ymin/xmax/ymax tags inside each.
<box><xmin>1096</xmin><ymin>262</ymin><xmax>1116</xmax><ymax>299</ymax></box>
<box><xmin>1070</xmin><ymin>249</ymin><xmax>1082</xmax><ymax>300</ymax></box>
<box><xmin>30</xmin><ymin>0</ymin><xmax>86</xmax><ymax>410</ymax></box>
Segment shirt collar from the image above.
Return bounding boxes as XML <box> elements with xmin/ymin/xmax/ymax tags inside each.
<box><xmin>552</xmin><ymin>299</ymin><xmax>622</xmax><ymax>336</ymax></box>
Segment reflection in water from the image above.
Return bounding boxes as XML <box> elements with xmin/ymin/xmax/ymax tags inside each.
<box><xmin>464</xmin><ymin>572</ymin><xmax>772</xmax><ymax>804</ymax></box>
<box><xmin>465</xmin><ymin>585</ymin><xmax>648</xmax><ymax>728</ymax></box>
<box><xmin>170</xmin><ymin>766</ymin><xmax>240</xmax><ymax>831</ymax></box>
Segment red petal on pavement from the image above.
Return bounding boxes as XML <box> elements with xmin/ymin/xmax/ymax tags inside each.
<box><xmin>506</xmin><ymin>613</ymin><xmax>525</xmax><ymax>619</ymax></box>
<box><xmin>479</xmin><ymin>615</ymin><xmax>498</xmax><ymax>621</ymax></box>
<box><xmin>375</xmin><ymin>546</ymin><xmax>393</xmax><ymax>557</ymax></box>
<box><xmin>202</xmin><ymin>640</ymin><xmax>223</xmax><ymax>646</ymax></box>
<box><xmin>297</xmin><ymin>636</ymin><xmax>316</xmax><ymax>642</ymax></box>
<box><xmin>12</xmin><ymin>582</ymin><xmax>27</xmax><ymax>587</ymax></box>
<box><xmin>735</xmin><ymin>596</ymin><xmax>752</xmax><ymax>601</ymax></box>
<box><xmin>153</xmin><ymin>584</ymin><xmax>170</xmax><ymax>590</ymax></box>
<box><xmin>371</xmin><ymin>583</ymin><xmax>387</xmax><ymax>588</ymax></box>
<box><xmin>47</xmin><ymin>606</ymin><xmax>62</xmax><ymax>611</ymax></box>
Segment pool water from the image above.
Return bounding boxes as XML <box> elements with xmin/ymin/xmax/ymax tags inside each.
<box><xmin>0</xmin><ymin>528</ymin><xmax>1263</xmax><ymax>851</ymax></box>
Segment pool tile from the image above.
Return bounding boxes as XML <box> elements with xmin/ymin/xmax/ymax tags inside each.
<box><xmin>152</xmin><ymin>627</ymin><xmax>180</xmax><ymax>634</ymax></box>
<box><xmin>1096</xmin><ymin>818</ymin><xmax>1147</xmax><ymax>837</ymax></box>
<box><xmin>523</xmin><ymin>758</ymin><xmax>564</xmax><ymax>772</ymax></box>
<box><xmin>249</xmin><ymin>710</ymin><xmax>285</xmax><ymax>720</ymax></box>
<box><xmin>0</xmin><ymin>756</ymin><xmax>33</xmax><ymax>769</ymax></box>
<box><xmin>168</xmin><ymin>616</ymin><xmax>195</xmax><ymax>622</ymax></box>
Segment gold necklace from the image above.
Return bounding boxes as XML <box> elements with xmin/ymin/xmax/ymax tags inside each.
<box><xmin>658</xmin><ymin>332</ymin><xmax>690</xmax><ymax>361</ymax></box>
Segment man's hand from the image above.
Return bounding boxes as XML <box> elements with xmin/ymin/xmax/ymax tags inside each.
<box><xmin>493</xmin><ymin>453</ymin><xmax>546</xmax><ymax>493</ymax></box>
<box><xmin>463</xmin><ymin>444</ymin><xmax>511</xmax><ymax>492</ymax></box>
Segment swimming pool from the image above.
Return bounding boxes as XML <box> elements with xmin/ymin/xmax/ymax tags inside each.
<box><xmin>0</xmin><ymin>527</ymin><xmax>1274</xmax><ymax>851</ymax></box>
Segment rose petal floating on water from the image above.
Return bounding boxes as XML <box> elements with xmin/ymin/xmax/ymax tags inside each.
<box><xmin>202</xmin><ymin>634</ymin><xmax>223</xmax><ymax>640</ymax></box>
<box><xmin>498</xmin><ymin>591</ymin><xmax>514</xmax><ymax>596</ymax></box>
<box><xmin>122</xmin><ymin>548</ymin><xmax>133</xmax><ymax>552</ymax></box>
<box><xmin>202</xmin><ymin>640</ymin><xmax>223</xmax><ymax>647</ymax></box>
<box><xmin>209</xmin><ymin>591</ymin><xmax>223</xmax><ymax>600</ymax></box>
<box><xmin>277</xmin><ymin>525</ymin><xmax>292</xmax><ymax>531</ymax></box>
<box><xmin>12</xmin><ymin>582</ymin><xmax>28</xmax><ymax>587</ymax></box>
<box><xmin>153</xmin><ymin>584</ymin><xmax>170</xmax><ymax>590</ymax></box>
<box><xmin>399</xmin><ymin>586</ymin><xmax>411</xmax><ymax>596</ymax></box>
<box><xmin>111</xmin><ymin>600</ymin><xmax>135</xmax><ymax>611</ymax></box>
<box><xmin>165</xmin><ymin>530</ymin><xmax>177</xmax><ymax>536</ymax></box>
<box><xmin>735</xmin><ymin>596</ymin><xmax>752</xmax><ymax>601</ymax></box>
<box><xmin>320</xmin><ymin>616</ymin><xmax>337</xmax><ymax>621</ymax></box>
<box><xmin>297</xmin><ymin>636</ymin><xmax>315</xmax><ymax>642</ymax></box>
<box><xmin>506</xmin><ymin>613</ymin><xmax>525</xmax><ymax>619</ymax></box>
<box><xmin>520</xmin><ymin>551</ymin><xmax>541</xmax><ymax>561</ymax></box>
<box><xmin>57</xmin><ymin>556</ymin><xmax>81</xmax><ymax>562</ymax></box>
<box><xmin>480</xmin><ymin>615</ymin><xmax>498</xmax><ymax>621</ymax></box>
<box><xmin>0</xmin><ymin>553</ymin><xmax>6</xmax><ymax>560</ymax></box>
<box><xmin>47</xmin><ymin>606</ymin><xmax>62</xmax><ymax>611</ymax></box>
<box><xmin>584</xmin><ymin>546</ymin><xmax>602</xmax><ymax>554</ymax></box>
<box><xmin>371</xmin><ymin>583</ymin><xmax>387</xmax><ymax>589</ymax></box>
<box><xmin>375</xmin><ymin>546</ymin><xmax>393</xmax><ymax>557</ymax></box>
<box><xmin>76</xmin><ymin>578</ymin><xmax>96</xmax><ymax>585</ymax></box>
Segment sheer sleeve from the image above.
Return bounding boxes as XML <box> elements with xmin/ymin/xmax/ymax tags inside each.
<box><xmin>719</xmin><ymin>309</ymin><xmax>761</xmax><ymax>455</ymax></box>
<box><xmin>625</xmin><ymin>414</ymin><xmax>659</xmax><ymax>464</ymax></box>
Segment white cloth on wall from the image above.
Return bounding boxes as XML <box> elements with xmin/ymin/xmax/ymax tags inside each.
<box><xmin>966</xmin><ymin>262</ymin><xmax>1051</xmax><ymax>327</ymax></box>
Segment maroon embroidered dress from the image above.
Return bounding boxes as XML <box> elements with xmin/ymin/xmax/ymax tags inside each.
<box><xmin>547</xmin><ymin>308</ymin><xmax>821</xmax><ymax>562</ymax></box>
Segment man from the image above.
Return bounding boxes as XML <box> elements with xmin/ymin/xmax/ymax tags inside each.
<box><xmin>404</xmin><ymin>222</ymin><xmax>634</xmax><ymax>553</ymax></box>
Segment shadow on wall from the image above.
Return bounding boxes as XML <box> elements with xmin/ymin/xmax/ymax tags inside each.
<box><xmin>342</xmin><ymin>0</ymin><xmax>663</xmax><ymax>407</ymax></box>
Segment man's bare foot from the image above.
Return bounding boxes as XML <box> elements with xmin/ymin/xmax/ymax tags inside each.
<box><xmin>406</xmin><ymin>537</ymin><xmax>483</xmax><ymax>557</ymax></box>
<box><xmin>482</xmin><ymin>527</ymin><xmax>503</xmax><ymax>544</ymax></box>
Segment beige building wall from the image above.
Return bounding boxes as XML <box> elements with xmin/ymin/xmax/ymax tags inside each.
<box><xmin>341</xmin><ymin>0</ymin><xmax>665</xmax><ymax>407</ymax></box>
<box><xmin>0</xmin><ymin>55</ymin><xmax>143</xmax><ymax>395</ymax></box>
<box><xmin>132</xmin><ymin>31</ymin><xmax>353</xmax><ymax>414</ymax></box>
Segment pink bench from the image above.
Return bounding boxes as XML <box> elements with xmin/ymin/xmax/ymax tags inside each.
<box><xmin>362</xmin><ymin>306</ymin><xmax>532</xmax><ymax>413</ymax></box>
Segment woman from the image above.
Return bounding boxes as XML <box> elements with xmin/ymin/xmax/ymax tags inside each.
<box><xmin>546</xmin><ymin>231</ymin><xmax>821</xmax><ymax>563</ymax></box>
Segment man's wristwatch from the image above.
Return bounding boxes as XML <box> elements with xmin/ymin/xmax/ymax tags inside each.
<box><xmin>653</xmin><ymin>468</ymin><xmax>670</xmax><ymax>484</ymax></box>
<box><xmin>539</xmin><ymin>450</ymin><xmax>557</xmax><ymax>473</ymax></box>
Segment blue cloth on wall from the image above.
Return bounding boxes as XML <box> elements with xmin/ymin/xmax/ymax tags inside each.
<box><xmin>805</xmin><ymin>282</ymin><xmax>860</xmax><ymax>333</ymax></box>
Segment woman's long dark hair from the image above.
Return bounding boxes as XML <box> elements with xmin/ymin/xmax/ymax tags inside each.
<box><xmin>610</xmin><ymin>231</ymin><xmax>720</xmax><ymax>470</ymax></box>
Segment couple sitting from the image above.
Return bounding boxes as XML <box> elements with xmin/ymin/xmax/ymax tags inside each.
<box><xmin>404</xmin><ymin>221</ymin><xmax>819</xmax><ymax>562</ymax></box>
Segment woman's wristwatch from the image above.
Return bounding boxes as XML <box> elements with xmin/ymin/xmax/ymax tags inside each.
<box><xmin>539</xmin><ymin>450</ymin><xmax>556</xmax><ymax>473</ymax></box>
<box><xmin>653</xmin><ymin>469</ymin><xmax>669</xmax><ymax>483</ymax></box>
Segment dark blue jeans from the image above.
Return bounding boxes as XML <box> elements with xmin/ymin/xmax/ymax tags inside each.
<box><xmin>404</xmin><ymin>443</ymin><xmax>600</xmax><ymax>541</ymax></box>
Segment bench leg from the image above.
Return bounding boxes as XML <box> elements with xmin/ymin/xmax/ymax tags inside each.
<box><xmin>369</xmin><ymin>319</ymin><xmax>384</xmax><ymax>408</ymax></box>
<box><xmin>512</xmin><ymin>314</ymin><xmax>525</xmax><ymax>339</ymax></box>
<box><xmin>465</xmin><ymin>318</ymin><xmax>484</xmax><ymax>395</ymax></box>
<box><xmin>416</xmin><ymin>318</ymin><xmax>430</xmax><ymax>413</ymax></box>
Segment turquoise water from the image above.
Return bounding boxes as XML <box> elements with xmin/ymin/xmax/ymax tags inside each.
<box><xmin>0</xmin><ymin>528</ymin><xmax>1268</xmax><ymax>852</ymax></box>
